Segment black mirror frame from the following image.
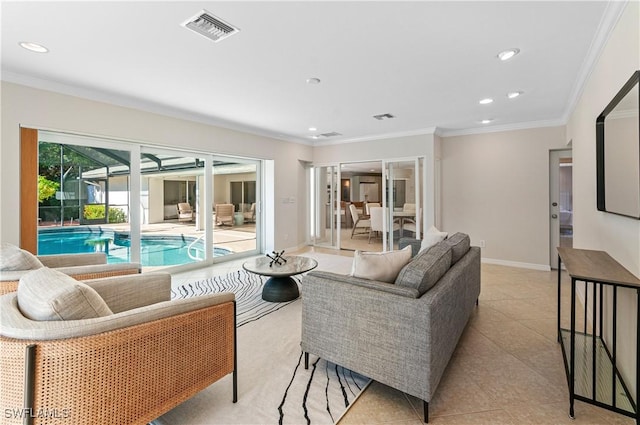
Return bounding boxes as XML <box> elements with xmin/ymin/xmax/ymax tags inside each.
<box><xmin>596</xmin><ymin>70</ymin><xmax>640</xmax><ymax>218</ymax></box>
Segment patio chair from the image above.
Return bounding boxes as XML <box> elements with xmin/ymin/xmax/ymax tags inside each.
<box><xmin>349</xmin><ymin>204</ymin><xmax>371</xmax><ymax>238</ymax></box>
<box><xmin>243</xmin><ymin>203</ymin><xmax>256</xmax><ymax>223</ymax></box>
<box><xmin>215</xmin><ymin>203</ymin><xmax>235</xmax><ymax>226</ymax></box>
<box><xmin>177</xmin><ymin>202</ymin><xmax>194</xmax><ymax>222</ymax></box>
<box><xmin>0</xmin><ymin>243</ymin><xmax>140</xmax><ymax>295</ymax></box>
<box><xmin>0</xmin><ymin>270</ymin><xmax>237</xmax><ymax>425</ymax></box>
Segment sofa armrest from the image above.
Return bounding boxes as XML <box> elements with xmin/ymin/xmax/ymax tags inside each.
<box><xmin>0</xmin><ymin>291</ymin><xmax>235</xmax><ymax>341</ymax></box>
<box><xmin>399</xmin><ymin>238</ymin><xmax>421</xmax><ymax>257</ymax></box>
<box><xmin>306</xmin><ymin>271</ymin><xmax>419</xmax><ymax>298</ymax></box>
<box><xmin>38</xmin><ymin>252</ymin><xmax>107</xmax><ymax>267</ymax></box>
<box><xmin>83</xmin><ymin>272</ymin><xmax>171</xmax><ymax>313</ymax></box>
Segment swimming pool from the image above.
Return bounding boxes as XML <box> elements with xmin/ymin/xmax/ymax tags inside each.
<box><xmin>38</xmin><ymin>227</ymin><xmax>232</xmax><ymax>267</ymax></box>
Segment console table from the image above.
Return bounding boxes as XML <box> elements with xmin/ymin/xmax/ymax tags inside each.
<box><xmin>557</xmin><ymin>247</ymin><xmax>640</xmax><ymax>424</ymax></box>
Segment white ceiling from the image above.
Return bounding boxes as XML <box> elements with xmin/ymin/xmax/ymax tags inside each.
<box><xmin>0</xmin><ymin>1</ymin><xmax>624</xmax><ymax>145</ymax></box>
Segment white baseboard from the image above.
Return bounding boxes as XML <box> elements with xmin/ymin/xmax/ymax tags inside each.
<box><xmin>481</xmin><ymin>257</ymin><xmax>551</xmax><ymax>271</ymax></box>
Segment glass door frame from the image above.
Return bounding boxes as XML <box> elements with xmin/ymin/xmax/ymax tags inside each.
<box><xmin>309</xmin><ymin>163</ymin><xmax>341</xmax><ymax>250</ymax></box>
<box><xmin>382</xmin><ymin>156</ymin><xmax>425</xmax><ymax>251</ymax></box>
<box><xmin>309</xmin><ymin>156</ymin><xmax>425</xmax><ymax>252</ymax></box>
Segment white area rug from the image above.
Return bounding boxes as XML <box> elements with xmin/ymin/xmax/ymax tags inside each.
<box><xmin>154</xmin><ymin>253</ymin><xmax>369</xmax><ymax>425</ymax></box>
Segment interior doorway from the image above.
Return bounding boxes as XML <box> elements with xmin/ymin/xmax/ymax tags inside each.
<box><xmin>549</xmin><ymin>149</ymin><xmax>573</xmax><ymax>269</ymax></box>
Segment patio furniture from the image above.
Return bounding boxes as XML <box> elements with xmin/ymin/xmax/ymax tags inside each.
<box><xmin>0</xmin><ymin>243</ymin><xmax>140</xmax><ymax>295</ymax></box>
<box><xmin>349</xmin><ymin>204</ymin><xmax>370</xmax><ymax>238</ymax></box>
<box><xmin>243</xmin><ymin>203</ymin><xmax>256</xmax><ymax>223</ymax></box>
<box><xmin>215</xmin><ymin>204</ymin><xmax>235</xmax><ymax>226</ymax></box>
<box><xmin>177</xmin><ymin>202</ymin><xmax>194</xmax><ymax>222</ymax></box>
<box><xmin>0</xmin><ymin>270</ymin><xmax>237</xmax><ymax>425</ymax></box>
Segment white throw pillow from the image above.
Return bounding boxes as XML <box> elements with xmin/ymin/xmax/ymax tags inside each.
<box><xmin>0</xmin><ymin>243</ymin><xmax>43</xmax><ymax>271</ymax></box>
<box><xmin>350</xmin><ymin>245</ymin><xmax>412</xmax><ymax>283</ymax></box>
<box><xmin>17</xmin><ymin>267</ymin><xmax>113</xmax><ymax>321</ymax></box>
<box><xmin>419</xmin><ymin>226</ymin><xmax>448</xmax><ymax>253</ymax></box>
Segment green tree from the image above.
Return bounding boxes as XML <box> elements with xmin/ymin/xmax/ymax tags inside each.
<box><xmin>38</xmin><ymin>175</ymin><xmax>59</xmax><ymax>203</ymax></box>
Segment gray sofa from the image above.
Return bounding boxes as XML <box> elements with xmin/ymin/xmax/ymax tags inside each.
<box><xmin>300</xmin><ymin>233</ymin><xmax>481</xmax><ymax>423</ymax></box>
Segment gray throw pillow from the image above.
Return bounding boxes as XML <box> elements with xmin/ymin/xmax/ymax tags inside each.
<box><xmin>395</xmin><ymin>243</ymin><xmax>452</xmax><ymax>296</ymax></box>
<box><xmin>444</xmin><ymin>233</ymin><xmax>471</xmax><ymax>265</ymax></box>
<box><xmin>17</xmin><ymin>267</ymin><xmax>113</xmax><ymax>321</ymax></box>
<box><xmin>0</xmin><ymin>243</ymin><xmax>43</xmax><ymax>271</ymax></box>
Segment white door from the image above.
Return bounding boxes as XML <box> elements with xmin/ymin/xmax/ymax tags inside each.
<box><xmin>549</xmin><ymin>149</ymin><xmax>573</xmax><ymax>269</ymax></box>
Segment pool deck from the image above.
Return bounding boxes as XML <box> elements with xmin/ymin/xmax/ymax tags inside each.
<box><xmin>39</xmin><ymin>220</ymin><xmax>257</xmax><ymax>256</ymax></box>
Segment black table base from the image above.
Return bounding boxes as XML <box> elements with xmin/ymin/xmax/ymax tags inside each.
<box><xmin>262</xmin><ymin>276</ymin><xmax>299</xmax><ymax>302</ymax></box>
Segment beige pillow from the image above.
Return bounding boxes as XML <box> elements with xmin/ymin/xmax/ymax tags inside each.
<box><xmin>419</xmin><ymin>226</ymin><xmax>448</xmax><ymax>253</ymax></box>
<box><xmin>17</xmin><ymin>268</ymin><xmax>113</xmax><ymax>321</ymax></box>
<box><xmin>350</xmin><ymin>245</ymin><xmax>412</xmax><ymax>283</ymax></box>
<box><xmin>0</xmin><ymin>243</ymin><xmax>43</xmax><ymax>271</ymax></box>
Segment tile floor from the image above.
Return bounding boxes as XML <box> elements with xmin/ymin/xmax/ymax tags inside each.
<box><xmin>170</xmin><ymin>248</ymin><xmax>635</xmax><ymax>425</ymax></box>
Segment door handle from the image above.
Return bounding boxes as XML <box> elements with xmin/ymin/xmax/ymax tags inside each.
<box><xmin>551</xmin><ymin>214</ymin><xmax>558</xmax><ymax>219</ymax></box>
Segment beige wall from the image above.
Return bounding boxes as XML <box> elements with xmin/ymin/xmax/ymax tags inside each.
<box><xmin>441</xmin><ymin>126</ymin><xmax>567</xmax><ymax>268</ymax></box>
<box><xmin>566</xmin><ymin>1</ymin><xmax>640</xmax><ymax>395</ymax></box>
<box><xmin>568</xmin><ymin>1</ymin><xmax>639</xmax><ymax>272</ymax></box>
<box><xmin>0</xmin><ymin>81</ymin><xmax>313</xmax><ymax>250</ymax></box>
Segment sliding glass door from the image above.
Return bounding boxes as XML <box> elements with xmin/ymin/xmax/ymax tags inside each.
<box><xmin>36</xmin><ymin>130</ymin><xmax>262</xmax><ymax>270</ymax></box>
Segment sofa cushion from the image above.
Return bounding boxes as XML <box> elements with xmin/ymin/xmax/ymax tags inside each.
<box><xmin>17</xmin><ymin>268</ymin><xmax>113</xmax><ymax>321</ymax></box>
<box><xmin>419</xmin><ymin>226</ymin><xmax>448</xmax><ymax>253</ymax></box>
<box><xmin>351</xmin><ymin>245</ymin><xmax>412</xmax><ymax>283</ymax></box>
<box><xmin>0</xmin><ymin>243</ymin><xmax>43</xmax><ymax>271</ymax></box>
<box><xmin>395</xmin><ymin>242</ymin><xmax>452</xmax><ymax>295</ymax></box>
<box><xmin>444</xmin><ymin>232</ymin><xmax>471</xmax><ymax>265</ymax></box>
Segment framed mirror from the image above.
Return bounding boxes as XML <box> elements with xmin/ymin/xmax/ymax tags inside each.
<box><xmin>596</xmin><ymin>70</ymin><xmax>640</xmax><ymax>219</ymax></box>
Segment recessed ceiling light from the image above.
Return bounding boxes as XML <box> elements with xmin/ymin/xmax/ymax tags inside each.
<box><xmin>481</xmin><ymin>119</ymin><xmax>493</xmax><ymax>124</ymax></box>
<box><xmin>308</xmin><ymin>127</ymin><xmax>317</xmax><ymax>131</ymax></box>
<box><xmin>19</xmin><ymin>42</ymin><xmax>48</xmax><ymax>53</ymax></box>
<box><xmin>306</xmin><ymin>77</ymin><xmax>321</xmax><ymax>84</ymax></box>
<box><xmin>497</xmin><ymin>48</ymin><xmax>520</xmax><ymax>61</ymax></box>
<box><xmin>507</xmin><ymin>91</ymin><xmax>523</xmax><ymax>99</ymax></box>
<box><xmin>479</xmin><ymin>98</ymin><xmax>494</xmax><ymax>105</ymax></box>
<box><xmin>310</xmin><ymin>135</ymin><xmax>320</xmax><ymax>139</ymax></box>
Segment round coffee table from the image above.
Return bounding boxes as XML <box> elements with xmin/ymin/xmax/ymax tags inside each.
<box><xmin>242</xmin><ymin>255</ymin><xmax>318</xmax><ymax>302</ymax></box>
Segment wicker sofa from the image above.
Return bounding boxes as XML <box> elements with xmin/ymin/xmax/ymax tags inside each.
<box><xmin>0</xmin><ymin>248</ymin><xmax>140</xmax><ymax>295</ymax></box>
<box><xmin>301</xmin><ymin>233</ymin><xmax>480</xmax><ymax>423</ymax></box>
<box><xmin>0</xmin><ymin>271</ymin><xmax>236</xmax><ymax>425</ymax></box>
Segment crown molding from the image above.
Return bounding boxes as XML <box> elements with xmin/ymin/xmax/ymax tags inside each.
<box><xmin>560</xmin><ymin>0</ymin><xmax>629</xmax><ymax>124</ymax></box>
<box><xmin>312</xmin><ymin>127</ymin><xmax>438</xmax><ymax>147</ymax></box>
<box><xmin>1</xmin><ymin>70</ymin><xmax>310</xmax><ymax>145</ymax></box>
<box><xmin>439</xmin><ymin>118</ymin><xmax>566</xmax><ymax>138</ymax></box>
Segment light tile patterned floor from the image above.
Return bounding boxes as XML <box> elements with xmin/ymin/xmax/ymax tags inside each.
<box><xmin>170</xmin><ymin>248</ymin><xmax>635</xmax><ymax>425</ymax></box>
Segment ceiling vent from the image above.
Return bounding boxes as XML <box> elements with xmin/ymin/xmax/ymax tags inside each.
<box><xmin>373</xmin><ymin>113</ymin><xmax>395</xmax><ymax>120</ymax></box>
<box><xmin>319</xmin><ymin>132</ymin><xmax>342</xmax><ymax>138</ymax></box>
<box><xmin>182</xmin><ymin>10</ymin><xmax>239</xmax><ymax>43</ymax></box>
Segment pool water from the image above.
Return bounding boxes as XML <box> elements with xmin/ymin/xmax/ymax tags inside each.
<box><xmin>38</xmin><ymin>227</ymin><xmax>231</xmax><ymax>267</ymax></box>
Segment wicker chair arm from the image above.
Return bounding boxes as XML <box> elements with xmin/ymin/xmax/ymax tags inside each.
<box><xmin>83</xmin><ymin>272</ymin><xmax>171</xmax><ymax>313</ymax></box>
<box><xmin>54</xmin><ymin>262</ymin><xmax>141</xmax><ymax>276</ymax></box>
<box><xmin>0</xmin><ymin>291</ymin><xmax>235</xmax><ymax>341</ymax></box>
<box><xmin>38</xmin><ymin>252</ymin><xmax>107</xmax><ymax>268</ymax></box>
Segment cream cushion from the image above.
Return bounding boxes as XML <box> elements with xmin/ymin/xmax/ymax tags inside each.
<box><xmin>0</xmin><ymin>243</ymin><xmax>43</xmax><ymax>271</ymax></box>
<box><xmin>420</xmin><ymin>226</ymin><xmax>449</xmax><ymax>253</ymax></box>
<box><xmin>17</xmin><ymin>268</ymin><xmax>113</xmax><ymax>321</ymax></box>
<box><xmin>350</xmin><ymin>245</ymin><xmax>412</xmax><ymax>283</ymax></box>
